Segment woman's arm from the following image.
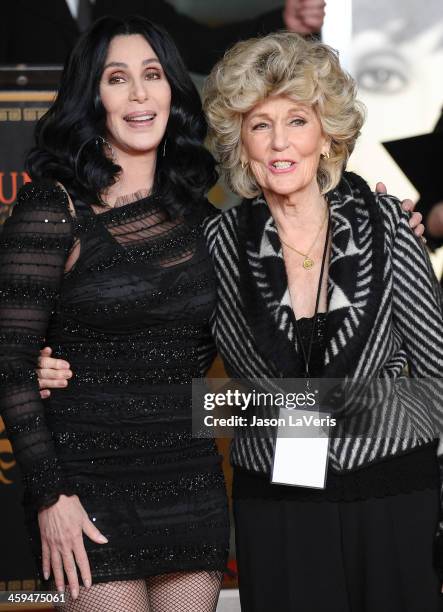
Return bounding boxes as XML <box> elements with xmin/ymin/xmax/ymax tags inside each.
<box><xmin>0</xmin><ymin>182</ymin><xmax>73</xmax><ymax>508</ymax></box>
<box><xmin>0</xmin><ymin>182</ymin><xmax>107</xmax><ymax>596</ymax></box>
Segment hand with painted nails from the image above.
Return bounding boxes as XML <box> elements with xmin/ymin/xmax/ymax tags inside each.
<box><xmin>38</xmin><ymin>494</ymin><xmax>108</xmax><ymax>599</ymax></box>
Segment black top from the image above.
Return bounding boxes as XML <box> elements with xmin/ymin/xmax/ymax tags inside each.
<box><xmin>0</xmin><ymin>183</ymin><xmax>229</xmax><ymax>582</ymax></box>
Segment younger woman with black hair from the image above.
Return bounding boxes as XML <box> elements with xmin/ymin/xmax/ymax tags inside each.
<box><xmin>0</xmin><ymin>15</ymin><xmax>228</xmax><ymax>612</ymax></box>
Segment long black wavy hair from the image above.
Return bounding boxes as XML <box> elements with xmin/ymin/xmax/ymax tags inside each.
<box><xmin>26</xmin><ymin>15</ymin><xmax>218</xmax><ymax>216</ymax></box>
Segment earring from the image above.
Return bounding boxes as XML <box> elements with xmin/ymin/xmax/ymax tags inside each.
<box><xmin>241</xmin><ymin>159</ymin><xmax>249</xmax><ymax>169</ymax></box>
<box><xmin>96</xmin><ymin>136</ymin><xmax>116</xmax><ymax>161</ymax></box>
<box><xmin>321</xmin><ymin>151</ymin><xmax>330</xmax><ymax>160</ymax></box>
<box><xmin>162</xmin><ymin>138</ymin><xmax>167</xmax><ymax>158</ymax></box>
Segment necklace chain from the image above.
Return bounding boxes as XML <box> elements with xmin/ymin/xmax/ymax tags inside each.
<box><xmin>279</xmin><ymin>204</ymin><xmax>329</xmax><ymax>269</ymax></box>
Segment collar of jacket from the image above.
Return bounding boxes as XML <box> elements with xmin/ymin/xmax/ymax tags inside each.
<box><xmin>235</xmin><ymin>171</ymin><xmax>386</xmax><ymax>379</ymax></box>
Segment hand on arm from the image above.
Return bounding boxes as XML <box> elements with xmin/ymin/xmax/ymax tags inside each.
<box><xmin>38</xmin><ymin>347</ymin><xmax>72</xmax><ymax>399</ymax></box>
<box><xmin>376</xmin><ymin>182</ymin><xmax>425</xmax><ymax>239</ymax></box>
<box><xmin>284</xmin><ymin>0</ymin><xmax>326</xmax><ymax>34</ymax></box>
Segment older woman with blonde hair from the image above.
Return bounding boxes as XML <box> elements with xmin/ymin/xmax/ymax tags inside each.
<box><xmin>202</xmin><ymin>32</ymin><xmax>443</xmax><ymax>612</ymax></box>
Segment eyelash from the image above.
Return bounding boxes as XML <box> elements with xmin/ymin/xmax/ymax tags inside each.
<box><xmin>252</xmin><ymin>118</ymin><xmax>307</xmax><ymax>130</ymax></box>
<box><xmin>108</xmin><ymin>70</ymin><xmax>162</xmax><ymax>84</ymax></box>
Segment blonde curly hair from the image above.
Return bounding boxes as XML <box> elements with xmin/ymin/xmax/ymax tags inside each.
<box><xmin>203</xmin><ymin>32</ymin><xmax>365</xmax><ymax>198</ymax></box>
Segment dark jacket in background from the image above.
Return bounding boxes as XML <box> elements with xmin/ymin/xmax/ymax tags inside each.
<box><xmin>0</xmin><ymin>0</ymin><xmax>285</xmax><ymax>74</ymax></box>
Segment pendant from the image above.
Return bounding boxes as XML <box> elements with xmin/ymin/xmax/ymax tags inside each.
<box><xmin>303</xmin><ymin>257</ymin><xmax>314</xmax><ymax>270</ymax></box>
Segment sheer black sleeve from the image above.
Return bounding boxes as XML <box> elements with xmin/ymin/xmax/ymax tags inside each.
<box><xmin>0</xmin><ymin>182</ymin><xmax>74</xmax><ymax>511</ymax></box>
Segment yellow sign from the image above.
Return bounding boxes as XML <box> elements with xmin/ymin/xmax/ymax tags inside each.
<box><xmin>0</xmin><ymin>417</ymin><xmax>15</xmax><ymax>485</ymax></box>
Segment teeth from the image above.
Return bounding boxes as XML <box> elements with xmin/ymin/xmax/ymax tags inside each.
<box><xmin>126</xmin><ymin>114</ymin><xmax>155</xmax><ymax>122</ymax></box>
<box><xmin>272</xmin><ymin>161</ymin><xmax>293</xmax><ymax>169</ymax></box>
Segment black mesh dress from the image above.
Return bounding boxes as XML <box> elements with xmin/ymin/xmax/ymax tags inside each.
<box><xmin>0</xmin><ymin>181</ymin><xmax>229</xmax><ymax>584</ymax></box>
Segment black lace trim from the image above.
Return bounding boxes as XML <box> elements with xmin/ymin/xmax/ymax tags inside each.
<box><xmin>21</xmin><ymin>457</ymin><xmax>74</xmax><ymax>510</ymax></box>
<box><xmin>0</xmin><ymin>332</ymin><xmax>42</xmax><ymax>346</ymax></box>
<box><xmin>233</xmin><ymin>441</ymin><xmax>440</xmax><ymax>502</ymax></box>
<box><xmin>61</xmin><ymin>273</ymin><xmax>215</xmax><ymax>317</ymax></box>
<box><xmin>54</xmin><ymin>430</ymin><xmax>195</xmax><ymax>451</ymax></box>
<box><xmin>61</xmin><ymin>445</ymin><xmax>219</xmax><ymax>469</ymax></box>
<box><xmin>59</xmin><ymin>320</ymin><xmax>210</xmax><ymax>341</ymax></box>
<box><xmin>0</xmin><ymin>366</ymin><xmax>36</xmax><ymax>387</ymax></box>
<box><xmin>6</xmin><ymin>414</ymin><xmax>45</xmax><ymax>435</ymax></box>
<box><xmin>66</xmin><ymin>471</ymin><xmax>225</xmax><ymax>502</ymax></box>
<box><xmin>36</xmin><ymin>541</ymin><xmax>229</xmax><ymax>584</ymax></box>
<box><xmin>0</xmin><ymin>283</ymin><xmax>58</xmax><ymax>304</ymax></box>
<box><xmin>84</xmin><ymin>225</ymin><xmax>201</xmax><ymax>272</ymax></box>
<box><xmin>0</xmin><ymin>235</ymin><xmax>72</xmax><ymax>251</ymax></box>
<box><xmin>49</xmin><ymin>341</ymin><xmax>197</xmax><ymax>364</ymax></box>
<box><xmin>69</xmin><ymin>365</ymin><xmax>198</xmax><ymax>386</ymax></box>
<box><xmin>46</xmin><ymin>395</ymin><xmax>192</xmax><ymax>418</ymax></box>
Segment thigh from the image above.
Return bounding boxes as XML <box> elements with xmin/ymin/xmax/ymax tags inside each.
<box><xmin>54</xmin><ymin>579</ymin><xmax>149</xmax><ymax>612</ymax></box>
<box><xmin>145</xmin><ymin>571</ymin><xmax>222</xmax><ymax>612</ymax></box>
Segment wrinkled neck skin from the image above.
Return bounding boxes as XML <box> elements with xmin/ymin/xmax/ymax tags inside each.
<box><xmin>263</xmin><ymin>178</ymin><xmax>327</xmax><ymax>235</ymax></box>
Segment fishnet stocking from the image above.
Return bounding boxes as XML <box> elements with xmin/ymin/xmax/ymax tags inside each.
<box><xmin>52</xmin><ymin>571</ymin><xmax>223</xmax><ymax>611</ymax></box>
<box><xmin>54</xmin><ymin>579</ymin><xmax>149</xmax><ymax>612</ymax></box>
<box><xmin>145</xmin><ymin>571</ymin><xmax>223</xmax><ymax>612</ymax></box>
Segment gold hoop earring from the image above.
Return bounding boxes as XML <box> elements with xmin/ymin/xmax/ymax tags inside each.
<box><xmin>241</xmin><ymin>160</ymin><xmax>249</xmax><ymax>169</ymax></box>
<box><xmin>321</xmin><ymin>151</ymin><xmax>330</xmax><ymax>160</ymax></box>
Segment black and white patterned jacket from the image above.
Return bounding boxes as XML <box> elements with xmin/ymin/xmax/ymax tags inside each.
<box><xmin>203</xmin><ymin>172</ymin><xmax>443</xmax><ymax>477</ymax></box>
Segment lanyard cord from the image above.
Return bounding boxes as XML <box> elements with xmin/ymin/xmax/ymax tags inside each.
<box><xmin>293</xmin><ymin>212</ymin><xmax>331</xmax><ymax>385</ymax></box>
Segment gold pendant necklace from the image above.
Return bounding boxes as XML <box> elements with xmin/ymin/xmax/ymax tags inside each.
<box><xmin>279</xmin><ymin>206</ymin><xmax>329</xmax><ymax>270</ymax></box>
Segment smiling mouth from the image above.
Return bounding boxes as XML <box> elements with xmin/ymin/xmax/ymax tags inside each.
<box><xmin>123</xmin><ymin>113</ymin><xmax>156</xmax><ymax>124</ymax></box>
<box><xmin>271</xmin><ymin>160</ymin><xmax>294</xmax><ymax>168</ymax></box>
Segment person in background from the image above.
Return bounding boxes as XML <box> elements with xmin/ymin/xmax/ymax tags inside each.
<box><xmin>417</xmin><ymin>108</ymin><xmax>443</xmax><ymax>285</ymax></box>
<box><xmin>0</xmin><ymin>0</ymin><xmax>325</xmax><ymax>74</ymax></box>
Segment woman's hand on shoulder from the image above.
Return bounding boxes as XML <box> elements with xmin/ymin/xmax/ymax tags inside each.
<box><xmin>38</xmin><ymin>494</ymin><xmax>108</xmax><ymax>597</ymax></box>
<box><xmin>38</xmin><ymin>347</ymin><xmax>72</xmax><ymax>399</ymax></box>
<box><xmin>376</xmin><ymin>182</ymin><xmax>425</xmax><ymax>240</ymax></box>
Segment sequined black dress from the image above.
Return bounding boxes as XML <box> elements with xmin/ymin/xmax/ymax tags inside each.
<box><xmin>0</xmin><ymin>182</ymin><xmax>229</xmax><ymax>583</ymax></box>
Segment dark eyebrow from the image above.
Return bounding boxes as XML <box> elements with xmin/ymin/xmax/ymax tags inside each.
<box><xmin>103</xmin><ymin>58</ymin><xmax>161</xmax><ymax>70</ymax></box>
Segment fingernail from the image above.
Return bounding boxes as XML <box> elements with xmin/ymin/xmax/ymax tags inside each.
<box><xmin>43</xmin><ymin>571</ymin><xmax>49</xmax><ymax>580</ymax></box>
<box><xmin>99</xmin><ymin>535</ymin><xmax>108</xmax><ymax>543</ymax></box>
<box><xmin>62</xmin><ymin>361</ymin><xmax>70</xmax><ymax>368</ymax></box>
<box><xmin>57</xmin><ymin>586</ymin><xmax>65</xmax><ymax>593</ymax></box>
<box><xmin>84</xmin><ymin>579</ymin><xmax>91</xmax><ymax>588</ymax></box>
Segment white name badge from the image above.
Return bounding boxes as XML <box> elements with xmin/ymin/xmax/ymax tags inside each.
<box><xmin>271</xmin><ymin>407</ymin><xmax>330</xmax><ymax>489</ymax></box>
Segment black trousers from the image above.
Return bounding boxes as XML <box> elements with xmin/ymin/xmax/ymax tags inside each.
<box><xmin>233</xmin><ymin>488</ymin><xmax>442</xmax><ymax>612</ymax></box>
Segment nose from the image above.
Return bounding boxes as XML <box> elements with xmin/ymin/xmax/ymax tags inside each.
<box><xmin>129</xmin><ymin>79</ymin><xmax>148</xmax><ymax>103</ymax></box>
<box><xmin>271</xmin><ymin>124</ymin><xmax>289</xmax><ymax>151</ymax></box>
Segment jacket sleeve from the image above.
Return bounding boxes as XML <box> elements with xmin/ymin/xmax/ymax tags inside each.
<box><xmin>0</xmin><ymin>182</ymin><xmax>74</xmax><ymax>511</ymax></box>
<box><xmin>389</xmin><ymin>199</ymin><xmax>443</xmax><ymax>578</ymax></box>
